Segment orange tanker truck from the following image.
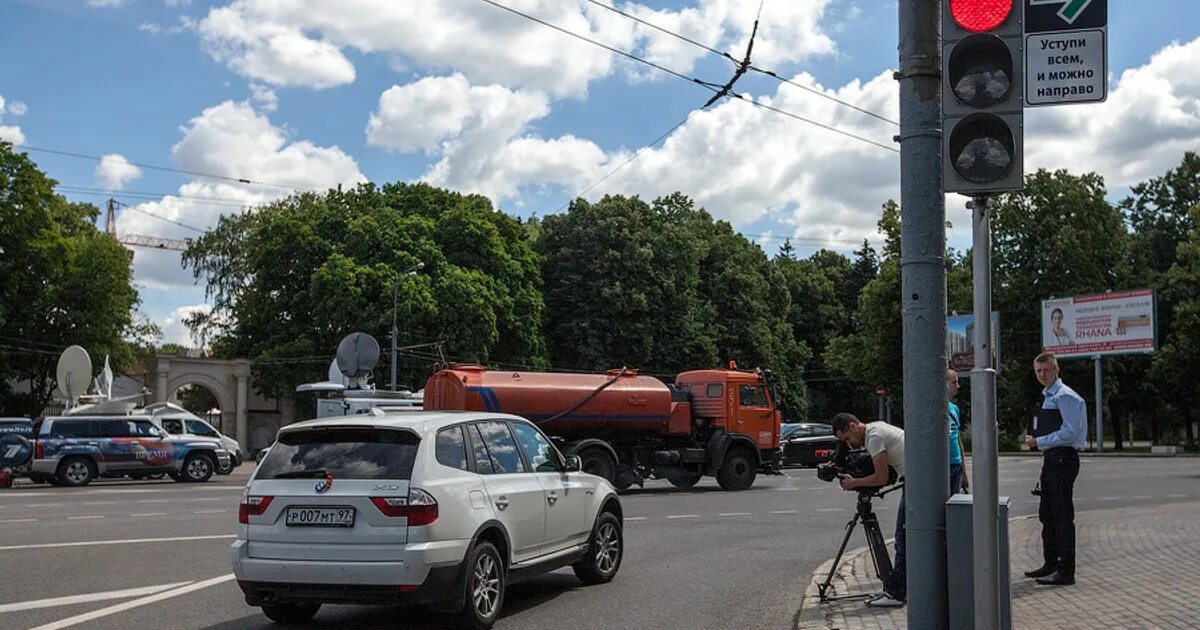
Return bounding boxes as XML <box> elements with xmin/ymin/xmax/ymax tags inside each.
<box><xmin>423</xmin><ymin>364</ymin><xmax>784</xmax><ymax>491</ymax></box>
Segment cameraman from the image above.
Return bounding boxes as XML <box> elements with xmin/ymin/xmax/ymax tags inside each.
<box><xmin>831</xmin><ymin>412</ymin><xmax>906</xmax><ymax>608</ymax></box>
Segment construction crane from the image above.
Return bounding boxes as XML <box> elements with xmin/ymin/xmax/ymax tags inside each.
<box><xmin>105</xmin><ymin>198</ymin><xmax>190</xmax><ymax>253</ymax></box>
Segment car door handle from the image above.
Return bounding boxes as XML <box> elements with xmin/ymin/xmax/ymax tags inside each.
<box><xmin>495</xmin><ymin>496</ymin><xmax>509</xmax><ymax>511</ymax></box>
<box><xmin>547</xmin><ymin>492</ymin><xmax>558</xmax><ymax>505</ymax></box>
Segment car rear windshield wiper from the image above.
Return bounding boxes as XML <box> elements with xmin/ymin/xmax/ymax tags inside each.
<box><xmin>272</xmin><ymin>469</ymin><xmax>330</xmax><ymax>479</ymax></box>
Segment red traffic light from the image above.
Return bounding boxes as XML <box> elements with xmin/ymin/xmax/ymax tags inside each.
<box><xmin>949</xmin><ymin>0</ymin><xmax>1012</xmax><ymax>32</ymax></box>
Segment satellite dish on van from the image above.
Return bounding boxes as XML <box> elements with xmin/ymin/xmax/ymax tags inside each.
<box><xmin>327</xmin><ymin>358</ymin><xmax>346</xmax><ymax>385</ymax></box>
<box><xmin>336</xmin><ymin>333</ymin><xmax>380</xmax><ymax>379</ymax></box>
<box><xmin>56</xmin><ymin>345</ymin><xmax>93</xmax><ymax>402</ymax></box>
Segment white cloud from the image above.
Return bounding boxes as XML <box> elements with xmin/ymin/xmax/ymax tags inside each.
<box><xmin>248</xmin><ymin>83</ymin><xmax>277</xmax><ymax>112</ymax></box>
<box><xmin>366</xmin><ymin>74</ymin><xmax>549</xmax><ymax>154</ymax></box>
<box><xmin>5</xmin><ymin>100</ymin><xmax>26</xmax><ymax>116</ymax></box>
<box><xmin>195</xmin><ymin>0</ymin><xmax>837</xmax><ymax>97</ymax></box>
<box><xmin>160</xmin><ymin>304</ymin><xmax>211</xmax><ymax>347</ymax></box>
<box><xmin>0</xmin><ymin>94</ymin><xmax>24</xmax><ymax>145</ymax></box>
<box><xmin>1026</xmin><ymin>35</ymin><xmax>1200</xmax><ymax>189</ymax></box>
<box><xmin>166</xmin><ymin>0</ymin><xmax>193</xmax><ymax>7</ymax></box>
<box><xmin>139</xmin><ymin>16</ymin><xmax>195</xmax><ymax>35</ymax></box>
<box><xmin>95</xmin><ymin>153</ymin><xmax>143</xmax><ymax>190</ymax></box>
<box><xmin>119</xmin><ymin>99</ymin><xmax>365</xmax><ymax>294</ymax></box>
<box><xmin>88</xmin><ymin>0</ymin><xmax>131</xmax><ymax>8</ymax></box>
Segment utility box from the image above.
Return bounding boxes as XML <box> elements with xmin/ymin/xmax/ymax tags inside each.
<box><xmin>946</xmin><ymin>494</ymin><xmax>1012</xmax><ymax>630</ymax></box>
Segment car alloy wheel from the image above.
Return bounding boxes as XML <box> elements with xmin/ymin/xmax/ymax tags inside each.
<box><xmin>471</xmin><ymin>551</ymin><xmax>501</xmax><ymax>619</ymax></box>
<box><xmin>65</xmin><ymin>461</ymin><xmax>91</xmax><ymax>484</ymax></box>
<box><xmin>186</xmin><ymin>456</ymin><xmax>211</xmax><ymax>481</ymax></box>
<box><xmin>595</xmin><ymin>521</ymin><xmax>620</xmax><ymax>574</ymax></box>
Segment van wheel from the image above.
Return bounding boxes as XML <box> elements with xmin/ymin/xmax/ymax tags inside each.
<box><xmin>57</xmin><ymin>457</ymin><xmax>96</xmax><ymax>487</ymax></box>
<box><xmin>260</xmin><ymin>602</ymin><xmax>320</xmax><ymax>623</ymax></box>
<box><xmin>459</xmin><ymin>541</ymin><xmax>504</xmax><ymax>629</ymax></box>
<box><xmin>183</xmin><ymin>454</ymin><xmax>214</xmax><ymax>482</ymax></box>
<box><xmin>716</xmin><ymin>447</ymin><xmax>757</xmax><ymax>491</ymax></box>
<box><xmin>573</xmin><ymin>511</ymin><xmax>623</xmax><ymax>584</ymax></box>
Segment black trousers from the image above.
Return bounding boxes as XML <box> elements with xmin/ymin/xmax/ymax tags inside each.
<box><xmin>1038</xmin><ymin>447</ymin><xmax>1080</xmax><ymax>575</ymax></box>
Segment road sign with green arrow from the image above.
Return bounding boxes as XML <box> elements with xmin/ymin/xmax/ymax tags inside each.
<box><xmin>1024</xmin><ymin>0</ymin><xmax>1108</xmax><ymax>106</ymax></box>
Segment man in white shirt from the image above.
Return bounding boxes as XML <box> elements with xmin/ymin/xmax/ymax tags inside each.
<box><xmin>831</xmin><ymin>412</ymin><xmax>905</xmax><ymax>607</ymax></box>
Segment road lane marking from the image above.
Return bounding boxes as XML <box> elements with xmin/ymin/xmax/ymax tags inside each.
<box><xmin>817</xmin><ymin>508</ymin><xmax>842</xmax><ymax>512</ymax></box>
<box><xmin>718</xmin><ymin>512</ymin><xmax>752</xmax><ymax>517</ymax></box>
<box><xmin>29</xmin><ymin>574</ymin><xmax>235</xmax><ymax>630</ymax></box>
<box><xmin>666</xmin><ymin>514</ymin><xmax>699</xmax><ymax>519</ymax></box>
<box><xmin>625</xmin><ymin>517</ymin><xmax>647</xmax><ymax>521</ymax></box>
<box><xmin>82</xmin><ymin>501</ymin><xmax>115</xmax><ymax>506</ymax></box>
<box><xmin>770</xmin><ymin>510</ymin><xmax>798</xmax><ymax>515</ymax></box>
<box><xmin>188</xmin><ymin>497</ymin><xmax>226</xmax><ymax>502</ymax></box>
<box><xmin>65</xmin><ymin>515</ymin><xmax>104</xmax><ymax>520</ymax></box>
<box><xmin>193</xmin><ymin>509</ymin><xmax>227</xmax><ymax>514</ymax></box>
<box><xmin>26</xmin><ymin>503</ymin><xmax>62</xmax><ymax>508</ymax></box>
<box><xmin>0</xmin><ymin>534</ymin><xmax>235</xmax><ymax>551</ymax></box>
<box><xmin>1168</xmin><ymin>494</ymin><xmax>1187</xmax><ymax>498</ymax></box>
<box><xmin>0</xmin><ymin>581</ymin><xmax>192</xmax><ymax>613</ymax></box>
<box><xmin>136</xmin><ymin>499</ymin><xmax>170</xmax><ymax>503</ymax></box>
<box><xmin>0</xmin><ymin>518</ymin><xmax>37</xmax><ymax>524</ymax></box>
<box><xmin>1131</xmin><ymin>495</ymin><xmax>1154</xmax><ymax>500</ymax></box>
<box><xmin>129</xmin><ymin>512</ymin><xmax>168</xmax><ymax>517</ymax></box>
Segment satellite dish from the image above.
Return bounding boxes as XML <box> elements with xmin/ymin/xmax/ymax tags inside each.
<box><xmin>336</xmin><ymin>333</ymin><xmax>380</xmax><ymax>379</ymax></box>
<box><xmin>56</xmin><ymin>345</ymin><xmax>93</xmax><ymax>402</ymax></box>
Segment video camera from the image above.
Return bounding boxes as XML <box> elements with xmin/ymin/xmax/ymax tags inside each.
<box><xmin>816</xmin><ymin>441</ymin><xmax>898</xmax><ymax>493</ymax></box>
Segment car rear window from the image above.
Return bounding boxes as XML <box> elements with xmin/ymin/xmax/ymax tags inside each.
<box><xmin>257</xmin><ymin>427</ymin><xmax>420</xmax><ymax>480</ymax></box>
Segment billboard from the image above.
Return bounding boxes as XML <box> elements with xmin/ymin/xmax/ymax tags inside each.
<box><xmin>1041</xmin><ymin>289</ymin><xmax>1156</xmax><ymax>359</ymax></box>
<box><xmin>947</xmin><ymin>312</ymin><xmax>1001</xmax><ymax>376</ymax></box>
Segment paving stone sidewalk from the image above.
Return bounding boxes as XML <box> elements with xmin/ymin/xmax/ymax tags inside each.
<box><xmin>796</xmin><ymin>501</ymin><xmax>1200</xmax><ymax>629</ymax></box>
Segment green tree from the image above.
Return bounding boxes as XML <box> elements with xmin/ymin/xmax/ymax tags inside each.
<box><xmin>0</xmin><ymin>142</ymin><xmax>141</xmax><ymax>416</ymax></box>
<box><xmin>991</xmin><ymin>169</ymin><xmax>1129</xmax><ymax>442</ymax></box>
<box><xmin>183</xmin><ymin>182</ymin><xmax>547</xmax><ymax>397</ymax></box>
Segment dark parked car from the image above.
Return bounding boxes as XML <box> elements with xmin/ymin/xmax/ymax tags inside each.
<box><xmin>780</xmin><ymin>423</ymin><xmax>839</xmax><ymax>467</ymax></box>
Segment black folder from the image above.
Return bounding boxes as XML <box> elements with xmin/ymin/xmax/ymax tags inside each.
<box><xmin>1031</xmin><ymin>408</ymin><xmax>1063</xmax><ymax>438</ymax></box>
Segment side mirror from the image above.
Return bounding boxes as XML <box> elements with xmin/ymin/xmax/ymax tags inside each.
<box><xmin>564</xmin><ymin>455</ymin><xmax>582</xmax><ymax>472</ymax></box>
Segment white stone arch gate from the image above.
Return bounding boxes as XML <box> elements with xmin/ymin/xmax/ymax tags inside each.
<box><xmin>153</xmin><ymin>356</ymin><xmax>252</xmax><ymax>450</ymax></box>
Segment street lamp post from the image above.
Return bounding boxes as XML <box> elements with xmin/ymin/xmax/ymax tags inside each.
<box><xmin>391</xmin><ymin>261</ymin><xmax>425</xmax><ymax>391</ymax></box>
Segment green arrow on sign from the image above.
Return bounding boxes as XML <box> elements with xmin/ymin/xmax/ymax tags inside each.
<box><xmin>1029</xmin><ymin>0</ymin><xmax>1094</xmax><ymax>24</ymax></box>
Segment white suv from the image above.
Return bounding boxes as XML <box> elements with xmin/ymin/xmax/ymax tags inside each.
<box><xmin>232</xmin><ymin>411</ymin><xmax>624</xmax><ymax>628</ymax></box>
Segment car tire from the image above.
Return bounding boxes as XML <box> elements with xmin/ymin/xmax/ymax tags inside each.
<box><xmin>716</xmin><ymin>447</ymin><xmax>757</xmax><ymax>491</ymax></box>
<box><xmin>573</xmin><ymin>511</ymin><xmax>623</xmax><ymax>585</ymax></box>
<box><xmin>577</xmin><ymin>448</ymin><xmax>616</xmax><ymax>484</ymax></box>
<box><xmin>56</xmin><ymin>457</ymin><xmax>96</xmax><ymax>487</ymax></box>
<box><xmin>216</xmin><ymin>456</ymin><xmax>234</xmax><ymax>475</ymax></box>
<box><xmin>182</xmin><ymin>454</ymin><xmax>214</xmax><ymax>483</ymax></box>
<box><xmin>260</xmin><ymin>602</ymin><xmax>320</xmax><ymax>623</ymax></box>
<box><xmin>459</xmin><ymin>541</ymin><xmax>504</xmax><ymax>629</ymax></box>
<box><xmin>667</xmin><ymin>469</ymin><xmax>703</xmax><ymax>489</ymax></box>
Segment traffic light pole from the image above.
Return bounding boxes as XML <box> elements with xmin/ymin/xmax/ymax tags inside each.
<box><xmin>898</xmin><ymin>1</ymin><xmax>948</xmax><ymax>628</ymax></box>
<box><xmin>970</xmin><ymin>195</ymin><xmax>1001</xmax><ymax>630</ymax></box>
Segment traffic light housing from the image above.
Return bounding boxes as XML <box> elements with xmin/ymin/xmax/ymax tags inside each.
<box><xmin>942</xmin><ymin>0</ymin><xmax>1024</xmax><ymax>194</ymax></box>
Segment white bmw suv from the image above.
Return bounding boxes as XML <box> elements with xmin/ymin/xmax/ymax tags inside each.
<box><xmin>232</xmin><ymin>411</ymin><xmax>623</xmax><ymax>628</ymax></box>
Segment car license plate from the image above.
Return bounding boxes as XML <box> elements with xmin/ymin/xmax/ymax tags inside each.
<box><xmin>285</xmin><ymin>506</ymin><xmax>355</xmax><ymax>527</ymax></box>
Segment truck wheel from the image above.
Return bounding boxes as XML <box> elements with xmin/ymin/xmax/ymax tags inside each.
<box><xmin>716</xmin><ymin>447</ymin><xmax>757</xmax><ymax>491</ymax></box>
<box><xmin>261</xmin><ymin>602</ymin><xmax>320</xmax><ymax>623</ymax></box>
<box><xmin>667</xmin><ymin>469</ymin><xmax>703</xmax><ymax>489</ymax></box>
<box><xmin>56</xmin><ymin>457</ymin><xmax>96</xmax><ymax>487</ymax></box>
<box><xmin>573</xmin><ymin>511</ymin><xmax>623</xmax><ymax>585</ymax></box>
<box><xmin>578</xmin><ymin>448</ymin><xmax>616</xmax><ymax>484</ymax></box>
<box><xmin>182</xmin><ymin>454</ymin><xmax>214</xmax><ymax>483</ymax></box>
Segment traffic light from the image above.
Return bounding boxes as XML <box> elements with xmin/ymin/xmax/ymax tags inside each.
<box><xmin>942</xmin><ymin>0</ymin><xmax>1024</xmax><ymax>194</ymax></box>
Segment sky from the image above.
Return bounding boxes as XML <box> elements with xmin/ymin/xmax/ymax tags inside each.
<box><xmin>2</xmin><ymin>0</ymin><xmax>1198</xmax><ymax>347</ymax></box>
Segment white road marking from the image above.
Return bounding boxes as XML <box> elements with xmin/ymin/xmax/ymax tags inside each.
<box><xmin>1098</xmin><ymin>497</ymin><xmax>1120</xmax><ymax>501</ymax></box>
<box><xmin>0</xmin><ymin>518</ymin><xmax>37</xmax><ymax>524</ymax></box>
<box><xmin>1168</xmin><ymin>494</ymin><xmax>1187</xmax><ymax>498</ymax></box>
<box><xmin>65</xmin><ymin>515</ymin><xmax>104</xmax><ymax>521</ymax></box>
<box><xmin>806</xmin><ymin>486</ymin><xmax>825</xmax><ymax>491</ymax></box>
<box><xmin>82</xmin><ymin>501</ymin><xmax>115</xmax><ymax>506</ymax></box>
<box><xmin>0</xmin><ymin>581</ymin><xmax>192</xmax><ymax>613</ymax></box>
<box><xmin>0</xmin><ymin>534</ymin><xmax>235</xmax><ymax>551</ymax></box>
<box><xmin>188</xmin><ymin>497</ymin><xmax>225</xmax><ymax>502</ymax></box>
<box><xmin>775</xmin><ymin>487</ymin><xmax>799</xmax><ymax>491</ymax></box>
<box><xmin>625</xmin><ymin>517</ymin><xmax>647</xmax><ymax>522</ymax></box>
<box><xmin>136</xmin><ymin>499</ymin><xmax>170</xmax><ymax>503</ymax></box>
<box><xmin>129</xmin><ymin>512</ymin><xmax>168</xmax><ymax>517</ymax></box>
<box><xmin>1130</xmin><ymin>495</ymin><xmax>1154</xmax><ymax>500</ymax></box>
<box><xmin>770</xmin><ymin>510</ymin><xmax>798</xmax><ymax>515</ymax></box>
<box><xmin>666</xmin><ymin>514</ymin><xmax>699</xmax><ymax>519</ymax></box>
<box><xmin>29</xmin><ymin>574</ymin><xmax>235</xmax><ymax>630</ymax></box>
<box><xmin>193</xmin><ymin>509</ymin><xmax>227</xmax><ymax>514</ymax></box>
<box><xmin>718</xmin><ymin>512</ymin><xmax>752</xmax><ymax>517</ymax></box>
<box><xmin>817</xmin><ymin>508</ymin><xmax>842</xmax><ymax>512</ymax></box>
<box><xmin>26</xmin><ymin>503</ymin><xmax>62</xmax><ymax>508</ymax></box>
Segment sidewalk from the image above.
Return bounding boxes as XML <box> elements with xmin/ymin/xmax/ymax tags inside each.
<box><xmin>796</xmin><ymin>501</ymin><xmax>1200</xmax><ymax>629</ymax></box>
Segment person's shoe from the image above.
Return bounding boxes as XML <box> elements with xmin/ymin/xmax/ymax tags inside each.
<box><xmin>866</xmin><ymin>593</ymin><xmax>905</xmax><ymax>607</ymax></box>
<box><xmin>1023</xmin><ymin>565</ymin><xmax>1057</xmax><ymax>578</ymax></box>
<box><xmin>1035</xmin><ymin>571</ymin><xmax>1074</xmax><ymax>586</ymax></box>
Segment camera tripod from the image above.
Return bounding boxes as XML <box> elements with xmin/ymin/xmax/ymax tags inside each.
<box><xmin>816</xmin><ymin>482</ymin><xmax>904</xmax><ymax>602</ymax></box>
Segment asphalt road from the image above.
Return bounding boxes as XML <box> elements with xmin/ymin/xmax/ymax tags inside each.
<box><xmin>1</xmin><ymin>456</ymin><xmax>1197</xmax><ymax>629</ymax></box>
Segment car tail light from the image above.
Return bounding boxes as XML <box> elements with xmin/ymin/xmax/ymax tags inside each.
<box><xmin>371</xmin><ymin>488</ymin><xmax>438</xmax><ymax>526</ymax></box>
<box><xmin>35</xmin><ymin>440</ymin><xmax>43</xmax><ymax>459</ymax></box>
<box><xmin>238</xmin><ymin>496</ymin><xmax>273</xmax><ymax>524</ymax></box>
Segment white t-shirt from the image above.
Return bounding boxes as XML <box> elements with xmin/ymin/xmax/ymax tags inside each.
<box><xmin>865</xmin><ymin>421</ymin><xmax>905</xmax><ymax>478</ymax></box>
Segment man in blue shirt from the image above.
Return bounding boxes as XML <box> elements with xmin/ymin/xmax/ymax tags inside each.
<box><xmin>1024</xmin><ymin>352</ymin><xmax>1087</xmax><ymax>586</ymax></box>
<box><xmin>947</xmin><ymin>370</ymin><xmax>967</xmax><ymax>494</ymax></box>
